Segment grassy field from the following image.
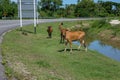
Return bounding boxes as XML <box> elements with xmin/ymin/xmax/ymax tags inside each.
<box><xmin>1</xmin><ymin>21</ymin><xmax>120</xmax><ymax>80</ymax></box>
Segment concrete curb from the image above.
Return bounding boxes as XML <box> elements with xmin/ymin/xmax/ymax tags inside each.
<box><xmin>0</xmin><ymin>30</ymin><xmax>12</xmax><ymax>80</ymax></box>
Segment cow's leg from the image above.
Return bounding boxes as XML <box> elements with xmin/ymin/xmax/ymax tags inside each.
<box><xmin>62</xmin><ymin>35</ymin><xmax>65</xmax><ymax>43</ymax></box>
<box><xmin>78</xmin><ymin>40</ymin><xmax>82</xmax><ymax>51</ymax></box>
<box><xmin>47</xmin><ymin>33</ymin><xmax>49</xmax><ymax>37</ymax></box>
<box><xmin>69</xmin><ymin>41</ymin><xmax>72</xmax><ymax>53</ymax></box>
<box><xmin>78</xmin><ymin>44</ymin><xmax>81</xmax><ymax>51</ymax></box>
<box><xmin>64</xmin><ymin>40</ymin><xmax>68</xmax><ymax>52</ymax></box>
<box><xmin>60</xmin><ymin>33</ymin><xmax>62</xmax><ymax>43</ymax></box>
<box><xmin>49</xmin><ymin>32</ymin><xmax>52</xmax><ymax>38</ymax></box>
<box><xmin>48</xmin><ymin>32</ymin><xmax>50</xmax><ymax>38</ymax></box>
<box><xmin>82</xmin><ymin>40</ymin><xmax>87</xmax><ymax>52</ymax></box>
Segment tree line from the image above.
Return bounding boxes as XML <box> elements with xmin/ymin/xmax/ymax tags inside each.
<box><xmin>0</xmin><ymin>0</ymin><xmax>17</xmax><ymax>19</ymax></box>
<box><xmin>0</xmin><ymin>0</ymin><xmax>120</xmax><ymax>19</ymax></box>
<box><xmin>38</xmin><ymin>0</ymin><xmax>120</xmax><ymax>18</ymax></box>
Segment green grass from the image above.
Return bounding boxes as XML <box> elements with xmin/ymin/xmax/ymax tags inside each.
<box><xmin>1</xmin><ymin>21</ymin><xmax>120</xmax><ymax>80</ymax></box>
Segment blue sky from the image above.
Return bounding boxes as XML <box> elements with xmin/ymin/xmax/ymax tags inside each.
<box><xmin>64</xmin><ymin>0</ymin><xmax>120</xmax><ymax>4</ymax></box>
<box><xmin>11</xmin><ymin>0</ymin><xmax>120</xmax><ymax>4</ymax></box>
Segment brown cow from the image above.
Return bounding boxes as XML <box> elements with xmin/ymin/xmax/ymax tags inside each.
<box><xmin>47</xmin><ymin>26</ymin><xmax>53</xmax><ymax>38</ymax></box>
<box><xmin>59</xmin><ymin>22</ymin><xmax>68</xmax><ymax>43</ymax></box>
<box><xmin>64</xmin><ymin>30</ymin><xmax>87</xmax><ymax>53</ymax></box>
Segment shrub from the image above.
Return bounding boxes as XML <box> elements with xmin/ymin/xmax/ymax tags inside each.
<box><xmin>92</xmin><ymin>19</ymin><xmax>111</xmax><ymax>29</ymax></box>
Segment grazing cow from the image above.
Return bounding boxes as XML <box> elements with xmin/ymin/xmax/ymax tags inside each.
<box><xmin>47</xmin><ymin>26</ymin><xmax>53</xmax><ymax>38</ymax></box>
<box><xmin>64</xmin><ymin>30</ymin><xmax>87</xmax><ymax>53</ymax></box>
<box><xmin>59</xmin><ymin>22</ymin><xmax>68</xmax><ymax>43</ymax></box>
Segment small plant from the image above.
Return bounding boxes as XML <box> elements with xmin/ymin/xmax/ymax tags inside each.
<box><xmin>5</xmin><ymin>66</ymin><xmax>13</xmax><ymax>78</ymax></box>
<box><xmin>22</xmin><ymin>31</ymin><xmax>28</xmax><ymax>35</ymax></box>
<box><xmin>36</xmin><ymin>60</ymin><xmax>51</xmax><ymax>68</ymax></box>
<box><xmin>1</xmin><ymin>59</ymin><xmax>7</xmax><ymax>65</ymax></box>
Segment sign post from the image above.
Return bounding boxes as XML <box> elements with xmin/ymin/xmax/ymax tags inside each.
<box><xmin>18</xmin><ymin>0</ymin><xmax>38</xmax><ymax>33</ymax></box>
<box><xmin>34</xmin><ymin>0</ymin><xmax>37</xmax><ymax>34</ymax></box>
<box><xmin>19</xmin><ymin>0</ymin><xmax>22</xmax><ymax>30</ymax></box>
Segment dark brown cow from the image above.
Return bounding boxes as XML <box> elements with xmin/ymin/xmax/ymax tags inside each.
<box><xmin>47</xmin><ymin>26</ymin><xmax>53</xmax><ymax>38</ymax></box>
<box><xmin>64</xmin><ymin>30</ymin><xmax>87</xmax><ymax>53</ymax></box>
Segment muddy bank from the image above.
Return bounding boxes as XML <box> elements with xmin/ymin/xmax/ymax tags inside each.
<box><xmin>98</xmin><ymin>29</ymin><xmax>120</xmax><ymax>49</ymax></box>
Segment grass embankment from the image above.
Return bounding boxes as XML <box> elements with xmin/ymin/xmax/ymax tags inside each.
<box><xmin>87</xmin><ymin>19</ymin><xmax>120</xmax><ymax>48</ymax></box>
<box><xmin>1</xmin><ymin>21</ymin><xmax>120</xmax><ymax>80</ymax></box>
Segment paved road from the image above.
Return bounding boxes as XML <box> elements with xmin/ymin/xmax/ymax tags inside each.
<box><xmin>0</xmin><ymin>18</ymin><xmax>100</xmax><ymax>80</ymax></box>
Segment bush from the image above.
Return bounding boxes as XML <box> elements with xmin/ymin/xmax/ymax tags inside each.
<box><xmin>92</xmin><ymin>19</ymin><xmax>111</xmax><ymax>29</ymax></box>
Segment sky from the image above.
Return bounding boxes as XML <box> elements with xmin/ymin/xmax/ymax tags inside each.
<box><xmin>11</xmin><ymin>0</ymin><xmax>120</xmax><ymax>4</ymax></box>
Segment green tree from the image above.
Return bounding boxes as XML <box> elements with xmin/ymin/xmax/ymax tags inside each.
<box><xmin>0</xmin><ymin>0</ymin><xmax>17</xmax><ymax>18</ymax></box>
<box><xmin>38</xmin><ymin>0</ymin><xmax>62</xmax><ymax>17</ymax></box>
<box><xmin>111</xmin><ymin>2</ymin><xmax>120</xmax><ymax>16</ymax></box>
<box><xmin>0</xmin><ymin>3</ymin><xmax>2</xmax><ymax>18</ymax></box>
<box><xmin>98</xmin><ymin>1</ymin><xmax>120</xmax><ymax>17</ymax></box>
<box><xmin>95</xmin><ymin>1</ymin><xmax>108</xmax><ymax>17</ymax></box>
<box><xmin>64</xmin><ymin>4</ymin><xmax>76</xmax><ymax>18</ymax></box>
<box><xmin>77</xmin><ymin>0</ymin><xmax>81</xmax><ymax>3</ymax></box>
<box><xmin>100</xmin><ymin>1</ymin><xmax>113</xmax><ymax>14</ymax></box>
<box><xmin>115</xmin><ymin>3</ymin><xmax>120</xmax><ymax>16</ymax></box>
<box><xmin>10</xmin><ymin>2</ymin><xmax>18</xmax><ymax>17</ymax></box>
<box><xmin>56</xmin><ymin>7</ymin><xmax>65</xmax><ymax>17</ymax></box>
<box><xmin>0</xmin><ymin>0</ymin><xmax>11</xmax><ymax>17</ymax></box>
<box><xmin>75</xmin><ymin>0</ymin><xmax>95</xmax><ymax>17</ymax></box>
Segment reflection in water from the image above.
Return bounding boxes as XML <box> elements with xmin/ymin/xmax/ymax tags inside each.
<box><xmin>73</xmin><ymin>40</ymin><xmax>120</xmax><ymax>61</ymax></box>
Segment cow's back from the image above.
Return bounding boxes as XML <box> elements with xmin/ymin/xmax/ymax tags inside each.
<box><xmin>65</xmin><ymin>31</ymin><xmax>85</xmax><ymax>41</ymax></box>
